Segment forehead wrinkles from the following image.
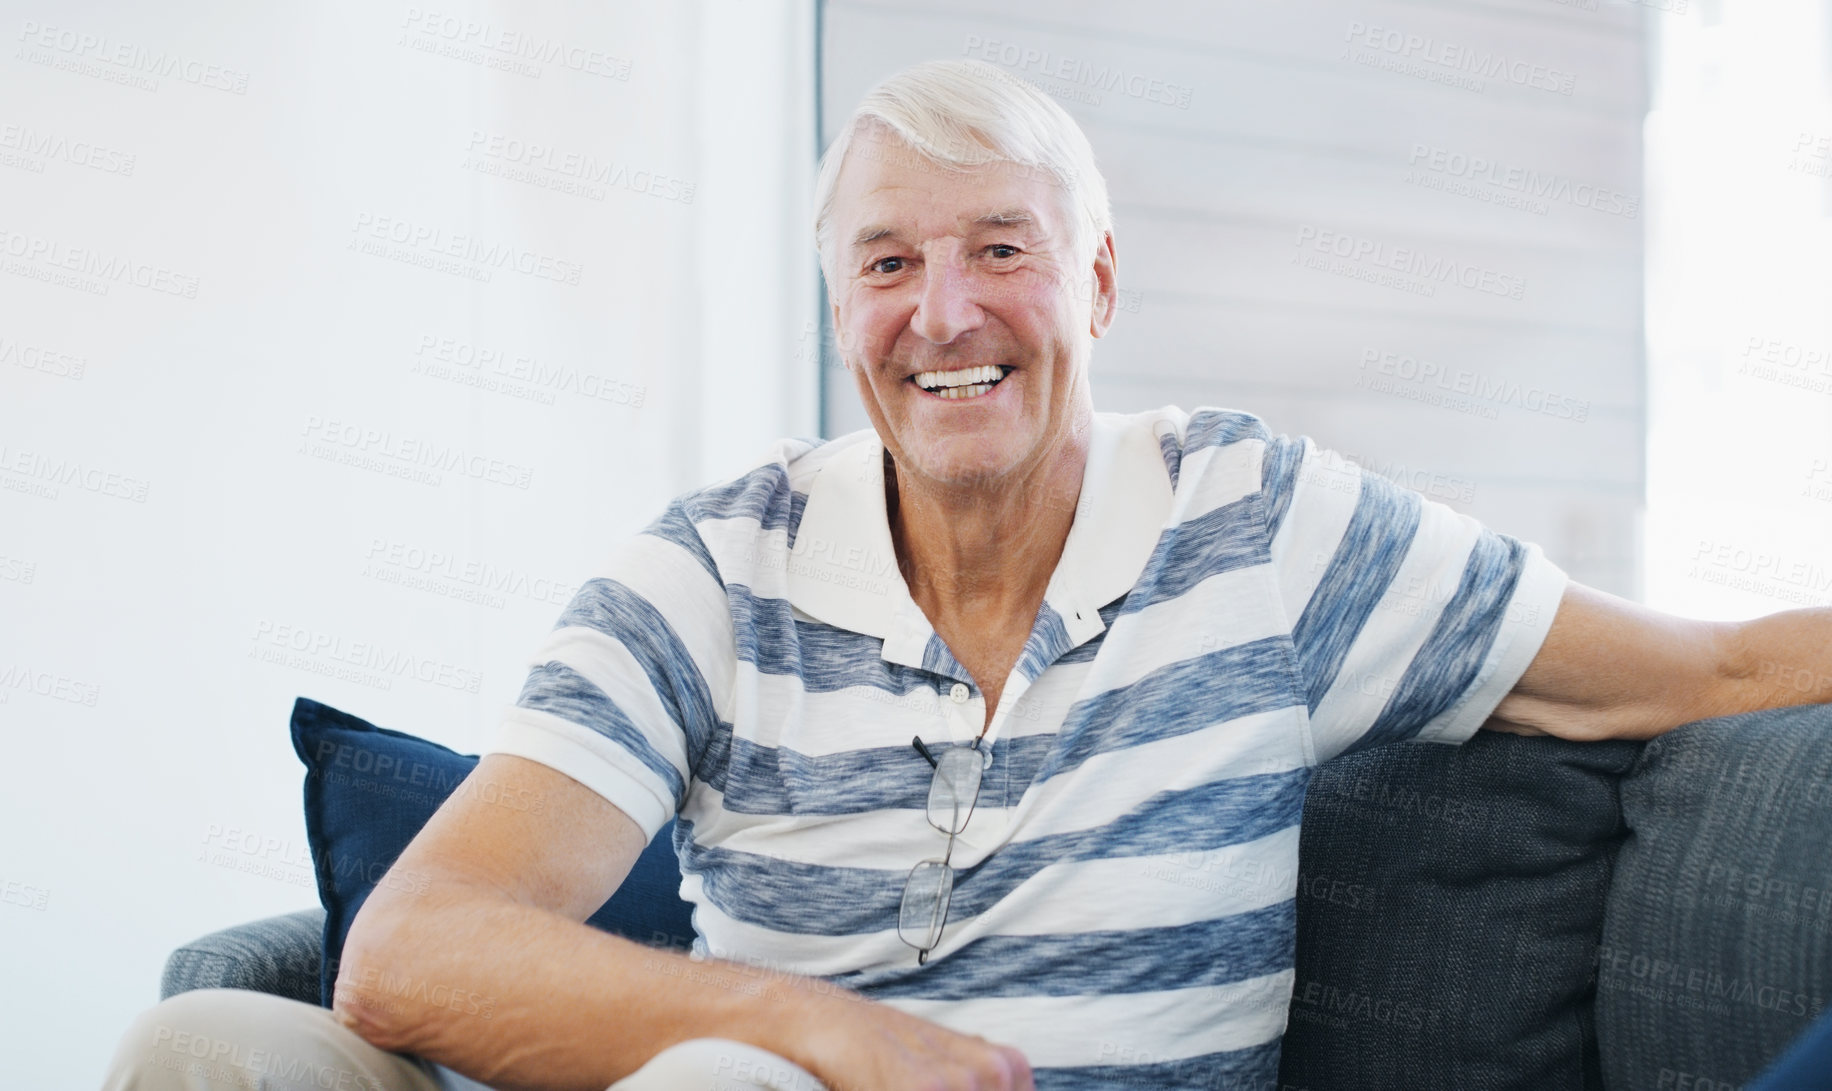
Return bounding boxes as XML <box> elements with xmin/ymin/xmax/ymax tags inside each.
<box><xmin>840</xmin><ymin>151</ymin><xmax>1063</xmax><ymax>248</ymax></box>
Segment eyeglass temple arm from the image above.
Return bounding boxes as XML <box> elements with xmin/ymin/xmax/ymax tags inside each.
<box><xmin>911</xmin><ymin>736</ymin><xmax>938</xmax><ymax>768</ymax></box>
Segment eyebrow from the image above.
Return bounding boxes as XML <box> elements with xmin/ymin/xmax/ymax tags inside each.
<box><xmin>973</xmin><ymin>207</ymin><xmax>1036</xmax><ymax>230</ymax></box>
<box><xmin>849</xmin><ymin>207</ymin><xmax>1040</xmax><ymax>250</ymax></box>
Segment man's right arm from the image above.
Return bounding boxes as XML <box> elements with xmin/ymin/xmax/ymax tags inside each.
<box><xmin>335</xmin><ymin>753</ymin><xmax>1033</xmax><ymax>1091</ymax></box>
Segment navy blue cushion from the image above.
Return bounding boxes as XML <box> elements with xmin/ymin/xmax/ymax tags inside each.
<box><xmin>290</xmin><ymin>696</ymin><xmax>695</xmax><ymax>1008</ymax></box>
<box><xmin>1280</xmin><ymin>730</ymin><xmax>1642</xmax><ymax>1089</ymax></box>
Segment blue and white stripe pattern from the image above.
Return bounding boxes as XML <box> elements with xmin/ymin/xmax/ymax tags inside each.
<box><xmin>485</xmin><ymin>406</ymin><xmax>1567</xmax><ymax>1087</ymax></box>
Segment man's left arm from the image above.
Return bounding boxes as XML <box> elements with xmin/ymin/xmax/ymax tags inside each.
<box><xmin>1486</xmin><ymin>582</ymin><xmax>1832</xmax><ymax>741</ymax></box>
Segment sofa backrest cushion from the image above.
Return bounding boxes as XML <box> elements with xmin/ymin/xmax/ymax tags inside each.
<box><xmin>1279</xmin><ymin>730</ymin><xmax>1641</xmax><ymax>1089</ymax></box>
<box><xmin>1599</xmin><ymin>704</ymin><xmax>1832</xmax><ymax>1089</ymax></box>
<box><xmin>291</xmin><ymin>696</ymin><xmax>696</xmax><ymax>1008</ymax></box>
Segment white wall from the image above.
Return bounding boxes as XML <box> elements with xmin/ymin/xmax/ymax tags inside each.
<box><xmin>0</xmin><ymin>0</ymin><xmax>817</xmax><ymax>1083</ymax></box>
<box><xmin>819</xmin><ymin>0</ymin><xmax>1650</xmax><ymax>598</ymax></box>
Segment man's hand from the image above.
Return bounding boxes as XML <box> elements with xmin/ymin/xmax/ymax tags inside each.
<box><xmin>1486</xmin><ymin>582</ymin><xmax>1832</xmax><ymax>741</ymax></box>
<box><xmin>785</xmin><ymin>989</ymin><xmax>1034</xmax><ymax>1091</ymax></box>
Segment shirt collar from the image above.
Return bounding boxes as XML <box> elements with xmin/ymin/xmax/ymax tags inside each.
<box><xmin>786</xmin><ymin>411</ymin><xmax>1174</xmax><ymax>661</ymax></box>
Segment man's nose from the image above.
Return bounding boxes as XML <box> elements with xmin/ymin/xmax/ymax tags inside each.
<box><xmin>909</xmin><ymin>260</ymin><xmax>985</xmax><ymax>345</ymax></box>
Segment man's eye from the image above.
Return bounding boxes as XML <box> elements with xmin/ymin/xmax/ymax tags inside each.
<box><xmin>869</xmin><ymin>256</ymin><xmax>905</xmax><ymax>275</ymax></box>
<box><xmin>987</xmin><ymin>245</ymin><xmax>1020</xmax><ymax>260</ymax></box>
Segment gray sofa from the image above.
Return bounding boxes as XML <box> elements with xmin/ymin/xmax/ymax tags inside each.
<box><xmin>163</xmin><ymin>705</ymin><xmax>1832</xmax><ymax>1089</ymax></box>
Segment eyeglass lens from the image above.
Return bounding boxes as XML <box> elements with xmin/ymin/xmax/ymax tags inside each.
<box><xmin>926</xmin><ymin>745</ymin><xmax>983</xmax><ymax>834</ymax></box>
<box><xmin>899</xmin><ymin>858</ymin><xmax>954</xmax><ymax>951</ymax></box>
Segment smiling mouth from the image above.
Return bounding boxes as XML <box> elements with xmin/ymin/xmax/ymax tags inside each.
<box><xmin>909</xmin><ymin>365</ymin><xmax>1014</xmax><ymax>400</ymax></box>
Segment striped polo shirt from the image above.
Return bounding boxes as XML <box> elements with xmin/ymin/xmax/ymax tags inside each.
<box><xmin>484</xmin><ymin>405</ymin><xmax>1567</xmax><ymax>1088</ymax></box>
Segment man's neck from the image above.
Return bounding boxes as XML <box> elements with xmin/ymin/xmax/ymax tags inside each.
<box><xmin>886</xmin><ymin>421</ymin><xmax>1091</xmax><ymax>628</ymax></box>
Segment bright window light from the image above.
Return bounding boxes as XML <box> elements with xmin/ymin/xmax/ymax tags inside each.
<box><xmin>1644</xmin><ymin>0</ymin><xmax>1832</xmax><ymax>620</ymax></box>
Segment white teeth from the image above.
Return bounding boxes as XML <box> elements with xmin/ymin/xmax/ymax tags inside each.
<box><xmin>914</xmin><ymin>364</ymin><xmax>1005</xmax><ymax>391</ymax></box>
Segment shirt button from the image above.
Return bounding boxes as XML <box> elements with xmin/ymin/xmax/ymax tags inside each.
<box><xmin>949</xmin><ymin>683</ymin><xmax>970</xmax><ymax>703</ymax></box>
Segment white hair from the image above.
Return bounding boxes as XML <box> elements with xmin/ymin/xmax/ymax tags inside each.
<box><xmin>812</xmin><ymin>59</ymin><xmax>1113</xmax><ymax>288</ymax></box>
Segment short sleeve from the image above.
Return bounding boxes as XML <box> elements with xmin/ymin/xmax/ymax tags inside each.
<box><xmin>1262</xmin><ymin>436</ymin><xmax>1567</xmax><ymax>764</ymax></box>
<box><xmin>480</xmin><ymin>500</ymin><xmax>735</xmax><ymax>840</ymax></box>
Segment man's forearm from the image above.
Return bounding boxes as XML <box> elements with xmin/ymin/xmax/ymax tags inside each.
<box><xmin>1490</xmin><ymin>591</ymin><xmax>1832</xmax><ymax>741</ymax></box>
<box><xmin>1724</xmin><ymin>606</ymin><xmax>1832</xmax><ymax>713</ymax></box>
<box><xmin>336</xmin><ymin>882</ymin><xmax>855</xmax><ymax>1091</ymax></box>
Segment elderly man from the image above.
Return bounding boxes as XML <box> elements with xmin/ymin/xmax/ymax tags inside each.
<box><xmin>106</xmin><ymin>58</ymin><xmax>1831</xmax><ymax>1091</ymax></box>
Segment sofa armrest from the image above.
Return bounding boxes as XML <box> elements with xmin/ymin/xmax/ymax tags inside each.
<box><xmin>161</xmin><ymin>907</ymin><xmax>326</xmax><ymax>1006</ymax></box>
<box><xmin>1598</xmin><ymin>704</ymin><xmax>1832</xmax><ymax>1088</ymax></box>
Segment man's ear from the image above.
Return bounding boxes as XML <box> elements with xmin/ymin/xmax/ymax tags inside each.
<box><xmin>1088</xmin><ymin>231</ymin><xmax>1119</xmax><ymax>339</ymax></box>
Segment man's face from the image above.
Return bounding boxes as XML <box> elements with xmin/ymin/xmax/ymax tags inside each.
<box><xmin>826</xmin><ymin>126</ymin><xmax>1116</xmax><ymax>495</ymax></box>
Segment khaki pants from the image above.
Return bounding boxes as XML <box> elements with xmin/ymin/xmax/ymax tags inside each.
<box><xmin>102</xmin><ymin>989</ymin><xmax>826</xmax><ymax>1091</ymax></box>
